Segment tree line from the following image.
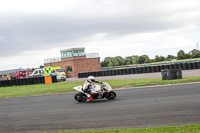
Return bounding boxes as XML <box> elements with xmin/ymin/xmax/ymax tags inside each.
<box><xmin>101</xmin><ymin>49</ymin><xmax>200</xmax><ymax>67</ymax></box>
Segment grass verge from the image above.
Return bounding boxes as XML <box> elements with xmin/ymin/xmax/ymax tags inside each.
<box><xmin>44</xmin><ymin>124</ymin><xmax>200</xmax><ymax>133</ymax></box>
<box><xmin>0</xmin><ymin>76</ymin><xmax>200</xmax><ymax>98</ymax></box>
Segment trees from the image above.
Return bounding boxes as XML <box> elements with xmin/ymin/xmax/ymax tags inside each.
<box><xmin>154</xmin><ymin>55</ymin><xmax>166</xmax><ymax>62</ymax></box>
<box><xmin>39</xmin><ymin>65</ymin><xmax>44</xmax><ymax>68</ymax></box>
<box><xmin>155</xmin><ymin>55</ymin><xmax>160</xmax><ymax>62</ymax></box>
<box><xmin>101</xmin><ymin>57</ymin><xmax>114</xmax><ymax>67</ymax></box>
<box><xmin>132</xmin><ymin>55</ymin><xmax>139</xmax><ymax>64</ymax></box>
<box><xmin>124</xmin><ymin>56</ymin><xmax>133</xmax><ymax>65</ymax></box>
<box><xmin>124</xmin><ymin>55</ymin><xmax>139</xmax><ymax>65</ymax></box>
<box><xmin>145</xmin><ymin>56</ymin><xmax>151</xmax><ymax>63</ymax></box>
<box><xmin>108</xmin><ymin>62</ymin><xmax>114</xmax><ymax>67</ymax></box>
<box><xmin>101</xmin><ymin>55</ymin><xmax>151</xmax><ymax>67</ymax></box>
<box><xmin>137</xmin><ymin>55</ymin><xmax>150</xmax><ymax>64</ymax></box>
<box><xmin>166</xmin><ymin>55</ymin><xmax>176</xmax><ymax>61</ymax></box>
<box><xmin>177</xmin><ymin>50</ymin><xmax>186</xmax><ymax>59</ymax></box>
<box><xmin>101</xmin><ymin>48</ymin><xmax>200</xmax><ymax>67</ymax></box>
<box><xmin>189</xmin><ymin>49</ymin><xmax>200</xmax><ymax>58</ymax></box>
<box><xmin>114</xmin><ymin>56</ymin><xmax>124</xmax><ymax>65</ymax></box>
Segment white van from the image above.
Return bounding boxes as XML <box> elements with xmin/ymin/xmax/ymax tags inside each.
<box><xmin>29</xmin><ymin>69</ymin><xmax>44</xmax><ymax>77</ymax></box>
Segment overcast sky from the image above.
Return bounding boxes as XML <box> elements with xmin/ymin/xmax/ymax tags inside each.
<box><xmin>0</xmin><ymin>0</ymin><xmax>200</xmax><ymax>71</ymax></box>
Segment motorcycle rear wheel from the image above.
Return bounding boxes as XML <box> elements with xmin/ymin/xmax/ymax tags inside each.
<box><xmin>74</xmin><ymin>92</ymin><xmax>87</xmax><ymax>102</ymax></box>
<box><xmin>107</xmin><ymin>91</ymin><xmax>116</xmax><ymax>99</ymax></box>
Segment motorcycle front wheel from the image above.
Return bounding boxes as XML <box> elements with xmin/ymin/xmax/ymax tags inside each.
<box><xmin>107</xmin><ymin>91</ymin><xmax>116</xmax><ymax>99</ymax></box>
<box><xmin>74</xmin><ymin>92</ymin><xmax>87</xmax><ymax>102</ymax></box>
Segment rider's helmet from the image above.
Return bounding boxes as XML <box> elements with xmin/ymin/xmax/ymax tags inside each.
<box><xmin>88</xmin><ymin>76</ymin><xmax>95</xmax><ymax>82</ymax></box>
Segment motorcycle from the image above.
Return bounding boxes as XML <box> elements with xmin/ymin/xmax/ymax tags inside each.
<box><xmin>73</xmin><ymin>82</ymin><xmax>116</xmax><ymax>102</ymax></box>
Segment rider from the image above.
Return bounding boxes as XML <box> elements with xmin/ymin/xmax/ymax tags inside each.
<box><xmin>83</xmin><ymin>76</ymin><xmax>103</xmax><ymax>101</ymax></box>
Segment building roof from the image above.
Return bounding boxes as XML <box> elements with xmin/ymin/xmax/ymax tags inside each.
<box><xmin>60</xmin><ymin>47</ymin><xmax>85</xmax><ymax>52</ymax></box>
<box><xmin>0</xmin><ymin>68</ymin><xmax>26</xmax><ymax>75</ymax></box>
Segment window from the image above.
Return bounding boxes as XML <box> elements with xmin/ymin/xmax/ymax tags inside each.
<box><xmin>67</xmin><ymin>51</ymin><xmax>72</xmax><ymax>57</ymax></box>
<box><xmin>55</xmin><ymin>68</ymin><xmax>63</xmax><ymax>72</ymax></box>
<box><xmin>66</xmin><ymin>66</ymin><xmax>72</xmax><ymax>72</ymax></box>
<box><xmin>34</xmin><ymin>71</ymin><xmax>38</xmax><ymax>74</ymax></box>
<box><xmin>79</xmin><ymin>49</ymin><xmax>85</xmax><ymax>56</ymax></box>
<box><xmin>61</xmin><ymin>51</ymin><xmax>72</xmax><ymax>58</ymax></box>
<box><xmin>73</xmin><ymin>50</ymin><xmax>79</xmax><ymax>56</ymax></box>
<box><xmin>61</xmin><ymin>52</ymin><xmax>67</xmax><ymax>58</ymax></box>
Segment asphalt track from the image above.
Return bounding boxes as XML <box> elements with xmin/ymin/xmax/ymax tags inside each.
<box><xmin>0</xmin><ymin>82</ymin><xmax>200</xmax><ymax>133</ymax></box>
<box><xmin>66</xmin><ymin>69</ymin><xmax>200</xmax><ymax>81</ymax></box>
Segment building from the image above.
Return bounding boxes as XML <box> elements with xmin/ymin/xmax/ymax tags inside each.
<box><xmin>44</xmin><ymin>47</ymin><xmax>101</xmax><ymax>77</ymax></box>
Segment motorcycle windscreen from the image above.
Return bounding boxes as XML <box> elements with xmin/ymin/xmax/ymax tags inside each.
<box><xmin>105</xmin><ymin>82</ymin><xmax>113</xmax><ymax>92</ymax></box>
<box><xmin>73</xmin><ymin>86</ymin><xmax>82</xmax><ymax>92</ymax></box>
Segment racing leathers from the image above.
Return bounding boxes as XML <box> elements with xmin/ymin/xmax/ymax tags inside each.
<box><xmin>82</xmin><ymin>79</ymin><xmax>103</xmax><ymax>101</ymax></box>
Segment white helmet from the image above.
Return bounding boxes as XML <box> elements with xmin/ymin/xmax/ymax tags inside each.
<box><xmin>88</xmin><ymin>76</ymin><xmax>95</xmax><ymax>82</ymax></box>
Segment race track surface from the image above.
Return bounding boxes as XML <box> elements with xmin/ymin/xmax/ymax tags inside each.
<box><xmin>0</xmin><ymin>83</ymin><xmax>200</xmax><ymax>133</ymax></box>
<box><xmin>66</xmin><ymin>69</ymin><xmax>200</xmax><ymax>82</ymax></box>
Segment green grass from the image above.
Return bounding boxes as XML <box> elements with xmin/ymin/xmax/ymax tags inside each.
<box><xmin>43</xmin><ymin>125</ymin><xmax>200</xmax><ymax>133</ymax></box>
<box><xmin>0</xmin><ymin>76</ymin><xmax>200</xmax><ymax>98</ymax></box>
<box><xmin>107</xmin><ymin>76</ymin><xmax>200</xmax><ymax>88</ymax></box>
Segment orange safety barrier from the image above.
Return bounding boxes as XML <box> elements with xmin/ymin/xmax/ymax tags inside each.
<box><xmin>45</xmin><ymin>76</ymin><xmax>52</xmax><ymax>84</ymax></box>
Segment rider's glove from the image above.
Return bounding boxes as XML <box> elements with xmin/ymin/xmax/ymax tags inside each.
<box><xmin>103</xmin><ymin>82</ymin><xmax>106</xmax><ymax>87</ymax></box>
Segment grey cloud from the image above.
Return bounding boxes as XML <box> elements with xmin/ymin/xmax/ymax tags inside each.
<box><xmin>0</xmin><ymin>0</ymin><xmax>200</xmax><ymax>57</ymax></box>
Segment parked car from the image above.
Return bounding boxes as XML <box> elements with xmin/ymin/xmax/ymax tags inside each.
<box><xmin>45</xmin><ymin>73</ymin><xmax>66</xmax><ymax>81</ymax></box>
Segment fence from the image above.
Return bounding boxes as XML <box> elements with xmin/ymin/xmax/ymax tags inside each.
<box><xmin>78</xmin><ymin>62</ymin><xmax>200</xmax><ymax>78</ymax></box>
<box><xmin>0</xmin><ymin>76</ymin><xmax>57</xmax><ymax>87</ymax></box>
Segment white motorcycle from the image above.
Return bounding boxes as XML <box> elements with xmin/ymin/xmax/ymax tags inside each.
<box><xmin>73</xmin><ymin>82</ymin><xmax>116</xmax><ymax>102</ymax></box>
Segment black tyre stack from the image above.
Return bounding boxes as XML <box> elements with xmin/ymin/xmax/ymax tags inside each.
<box><xmin>183</xmin><ymin>63</ymin><xmax>187</xmax><ymax>70</ymax></box>
<box><xmin>0</xmin><ymin>77</ymin><xmax>46</xmax><ymax>87</ymax></box>
<box><xmin>187</xmin><ymin>62</ymin><xmax>192</xmax><ymax>70</ymax></box>
<box><xmin>197</xmin><ymin>62</ymin><xmax>200</xmax><ymax>69</ymax></box>
<box><xmin>161</xmin><ymin>69</ymin><xmax>182</xmax><ymax>80</ymax></box>
<box><xmin>78</xmin><ymin>61</ymin><xmax>200</xmax><ymax>78</ymax></box>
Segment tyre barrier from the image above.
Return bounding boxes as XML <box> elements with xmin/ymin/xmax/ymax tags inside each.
<box><xmin>101</xmin><ymin>71</ymin><xmax>105</xmax><ymax>76</ymax></box>
<box><xmin>187</xmin><ymin>62</ymin><xmax>192</xmax><ymax>70</ymax></box>
<box><xmin>173</xmin><ymin>64</ymin><xmax>178</xmax><ymax>69</ymax></box>
<box><xmin>161</xmin><ymin>69</ymin><xmax>182</xmax><ymax>80</ymax></box>
<box><xmin>135</xmin><ymin>68</ymin><xmax>139</xmax><ymax>74</ymax></box>
<box><xmin>95</xmin><ymin>71</ymin><xmax>99</xmax><ymax>77</ymax></box>
<box><xmin>0</xmin><ymin>76</ymin><xmax>57</xmax><ymax>87</ymax></box>
<box><xmin>197</xmin><ymin>62</ymin><xmax>200</xmax><ymax>69</ymax></box>
<box><xmin>139</xmin><ymin>67</ymin><xmax>143</xmax><ymax>73</ymax></box>
<box><xmin>177</xmin><ymin>63</ymin><xmax>183</xmax><ymax>69</ymax></box>
<box><xmin>183</xmin><ymin>63</ymin><xmax>187</xmax><ymax>70</ymax></box>
<box><xmin>169</xmin><ymin>64</ymin><xmax>173</xmax><ymax>69</ymax></box>
<box><xmin>142</xmin><ymin>67</ymin><xmax>147</xmax><ymax>73</ymax></box>
<box><xmin>122</xmin><ymin>69</ymin><xmax>126</xmax><ymax>75</ymax></box>
<box><xmin>78</xmin><ymin>62</ymin><xmax>200</xmax><ymax>78</ymax></box>
<box><xmin>131</xmin><ymin>68</ymin><xmax>135</xmax><ymax>74</ymax></box>
<box><xmin>160</xmin><ymin>65</ymin><xmax>164</xmax><ymax>71</ymax></box>
<box><xmin>192</xmin><ymin>62</ymin><xmax>197</xmax><ymax>69</ymax></box>
<box><xmin>164</xmin><ymin>64</ymin><xmax>169</xmax><ymax>69</ymax></box>
<box><xmin>126</xmin><ymin>68</ymin><xmax>130</xmax><ymax>74</ymax></box>
<box><xmin>99</xmin><ymin>71</ymin><xmax>102</xmax><ymax>76</ymax></box>
<box><xmin>151</xmin><ymin>66</ymin><xmax>156</xmax><ymax>73</ymax></box>
<box><xmin>113</xmin><ymin>69</ymin><xmax>117</xmax><ymax>75</ymax></box>
<box><xmin>155</xmin><ymin>66</ymin><xmax>159</xmax><ymax>72</ymax></box>
<box><xmin>147</xmin><ymin>66</ymin><xmax>151</xmax><ymax>73</ymax></box>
